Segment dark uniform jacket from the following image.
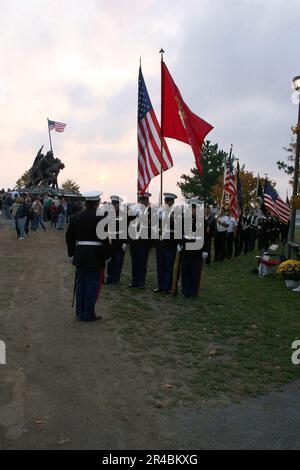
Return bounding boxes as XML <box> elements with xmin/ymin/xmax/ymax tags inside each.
<box><xmin>127</xmin><ymin>205</ymin><xmax>153</xmax><ymax>248</ymax></box>
<box><xmin>66</xmin><ymin>208</ymin><xmax>112</xmax><ymax>269</ymax></box>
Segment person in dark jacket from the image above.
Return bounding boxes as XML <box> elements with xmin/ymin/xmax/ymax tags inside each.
<box><xmin>66</xmin><ymin>191</ymin><xmax>112</xmax><ymax>322</ymax></box>
<box><xmin>15</xmin><ymin>197</ymin><xmax>30</xmax><ymax>240</ymax></box>
<box><xmin>154</xmin><ymin>193</ymin><xmax>178</xmax><ymax>294</ymax></box>
<box><xmin>128</xmin><ymin>192</ymin><xmax>152</xmax><ymax>289</ymax></box>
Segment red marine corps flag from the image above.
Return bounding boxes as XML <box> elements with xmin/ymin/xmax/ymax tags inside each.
<box><xmin>161</xmin><ymin>61</ymin><xmax>213</xmax><ymax>176</ymax></box>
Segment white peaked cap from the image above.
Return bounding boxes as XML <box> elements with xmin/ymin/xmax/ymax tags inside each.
<box><xmin>110</xmin><ymin>195</ymin><xmax>123</xmax><ymax>203</ymax></box>
<box><xmin>82</xmin><ymin>191</ymin><xmax>103</xmax><ymax>201</ymax></box>
<box><xmin>163</xmin><ymin>193</ymin><xmax>177</xmax><ymax>200</ymax></box>
<box><xmin>139</xmin><ymin>192</ymin><xmax>152</xmax><ymax>199</ymax></box>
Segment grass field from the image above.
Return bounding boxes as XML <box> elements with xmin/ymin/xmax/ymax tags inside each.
<box><xmin>103</xmin><ymin>248</ymin><xmax>300</xmax><ymax>404</ymax></box>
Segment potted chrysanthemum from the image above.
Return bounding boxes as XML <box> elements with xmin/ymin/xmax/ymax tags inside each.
<box><xmin>277</xmin><ymin>259</ymin><xmax>300</xmax><ymax>288</ymax></box>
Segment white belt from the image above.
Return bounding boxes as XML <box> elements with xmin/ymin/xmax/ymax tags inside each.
<box><xmin>77</xmin><ymin>241</ymin><xmax>103</xmax><ymax>246</ymax></box>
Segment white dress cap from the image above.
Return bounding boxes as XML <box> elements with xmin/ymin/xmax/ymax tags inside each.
<box><xmin>82</xmin><ymin>191</ymin><xmax>103</xmax><ymax>201</ymax></box>
<box><xmin>140</xmin><ymin>192</ymin><xmax>152</xmax><ymax>199</ymax></box>
<box><xmin>110</xmin><ymin>195</ymin><xmax>123</xmax><ymax>203</ymax></box>
<box><xmin>163</xmin><ymin>192</ymin><xmax>177</xmax><ymax>200</ymax></box>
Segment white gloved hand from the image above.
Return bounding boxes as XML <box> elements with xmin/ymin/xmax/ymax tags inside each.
<box><xmin>177</xmin><ymin>244</ymin><xmax>183</xmax><ymax>253</ymax></box>
<box><xmin>122</xmin><ymin>243</ymin><xmax>127</xmax><ymax>251</ymax></box>
<box><xmin>202</xmin><ymin>252</ymin><xmax>208</xmax><ymax>259</ymax></box>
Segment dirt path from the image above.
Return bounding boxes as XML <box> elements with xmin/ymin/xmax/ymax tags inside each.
<box><xmin>0</xmin><ymin>217</ymin><xmax>300</xmax><ymax>449</ymax></box>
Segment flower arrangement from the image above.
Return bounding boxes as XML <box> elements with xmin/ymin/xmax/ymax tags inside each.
<box><xmin>277</xmin><ymin>259</ymin><xmax>300</xmax><ymax>281</ymax></box>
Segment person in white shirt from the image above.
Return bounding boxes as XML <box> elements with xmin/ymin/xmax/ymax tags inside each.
<box><xmin>214</xmin><ymin>207</ymin><xmax>230</xmax><ymax>261</ymax></box>
<box><xmin>226</xmin><ymin>209</ymin><xmax>237</xmax><ymax>259</ymax></box>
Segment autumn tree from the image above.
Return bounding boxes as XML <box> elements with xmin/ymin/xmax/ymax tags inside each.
<box><xmin>61</xmin><ymin>179</ymin><xmax>80</xmax><ymax>192</ymax></box>
<box><xmin>15</xmin><ymin>171</ymin><xmax>30</xmax><ymax>189</ymax></box>
<box><xmin>177</xmin><ymin>141</ymin><xmax>227</xmax><ymax>204</ymax></box>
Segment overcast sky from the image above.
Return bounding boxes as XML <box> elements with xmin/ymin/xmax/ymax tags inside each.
<box><xmin>0</xmin><ymin>0</ymin><xmax>299</xmax><ymax>201</ymax></box>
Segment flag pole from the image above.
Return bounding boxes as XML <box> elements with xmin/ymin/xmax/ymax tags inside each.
<box><xmin>220</xmin><ymin>144</ymin><xmax>233</xmax><ymax>210</ymax></box>
<box><xmin>137</xmin><ymin>58</ymin><xmax>142</xmax><ymax>203</ymax></box>
<box><xmin>159</xmin><ymin>47</ymin><xmax>165</xmax><ymax>206</ymax></box>
<box><xmin>47</xmin><ymin>118</ymin><xmax>54</xmax><ymax>154</ymax></box>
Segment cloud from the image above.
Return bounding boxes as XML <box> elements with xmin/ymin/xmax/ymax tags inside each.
<box><xmin>0</xmin><ymin>0</ymin><xmax>299</xmax><ymax>200</ymax></box>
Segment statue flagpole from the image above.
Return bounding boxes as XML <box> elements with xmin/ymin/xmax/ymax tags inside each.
<box><xmin>47</xmin><ymin>118</ymin><xmax>54</xmax><ymax>154</ymax></box>
<box><xmin>159</xmin><ymin>47</ymin><xmax>165</xmax><ymax>206</ymax></box>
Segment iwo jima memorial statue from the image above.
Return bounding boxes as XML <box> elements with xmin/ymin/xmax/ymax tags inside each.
<box><xmin>24</xmin><ymin>146</ymin><xmax>79</xmax><ymax>197</ymax></box>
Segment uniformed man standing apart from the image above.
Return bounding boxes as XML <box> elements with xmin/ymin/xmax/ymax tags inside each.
<box><xmin>180</xmin><ymin>199</ymin><xmax>208</xmax><ymax>298</ymax></box>
<box><xmin>66</xmin><ymin>191</ymin><xmax>112</xmax><ymax>322</ymax></box>
<box><xmin>106</xmin><ymin>195</ymin><xmax>127</xmax><ymax>284</ymax></box>
<box><xmin>226</xmin><ymin>209</ymin><xmax>237</xmax><ymax>259</ymax></box>
<box><xmin>214</xmin><ymin>207</ymin><xmax>230</xmax><ymax>261</ymax></box>
<box><xmin>128</xmin><ymin>192</ymin><xmax>152</xmax><ymax>289</ymax></box>
<box><xmin>154</xmin><ymin>193</ymin><xmax>177</xmax><ymax>294</ymax></box>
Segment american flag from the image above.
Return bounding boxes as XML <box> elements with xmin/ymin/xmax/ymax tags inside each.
<box><xmin>48</xmin><ymin>119</ymin><xmax>67</xmax><ymax>133</ymax></box>
<box><xmin>223</xmin><ymin>159</ymin><xmax>239</xmax><ymax>218</ymax></box>
<box><xmin>137</xmin><ymin>67</ymin><xmax>173</xmax><ymax>195</ymax></box>
<box><xmin>263</xmin><ymin>181</ymin><xmax>291</xmax><ymax>224</ymax></box>
<box><xmin>224</xmin><ymin>158</ymin><xmax>235</xmax><ymax>196</ymax></box>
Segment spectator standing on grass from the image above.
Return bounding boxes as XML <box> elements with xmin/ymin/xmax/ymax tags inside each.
<box><xmin>49</xmin><ymin>201</ymin><xmax>59</xmax><ymax>228</ymax></box>
<box><xmin>33</xmin><ymin>198</ymin><xmax>46</xmax><ymax>232</ymax></box>
<box><xmin>11</xmin><ymin>197</ymin><xmax>21</xmax><ymax>237</ymax></box>
<box><xmin>15</xmin><ymin>197</ymin><xmax>29</xmax><ymax>240</ymax></box>
<box><xmin>4</xmin><ymin>192</ymin><xmax>13</xmax><ymax>219</ymax></box>
<box><xmin>43</xmin><ymin>195</ymin><xmax>52</xmax><ymax>222</ymax></box>
<box><xmin>57</xmin><ymin>198</ymin><xmax>67</xmax><ymax>230</ymax></box>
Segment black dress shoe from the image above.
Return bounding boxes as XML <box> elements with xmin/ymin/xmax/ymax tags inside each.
<box><xmin>128</xmin><ymin>283</ymin><xmax>138</xmax><ymax>288</ymax></box>
<box><xmin>153</xmin><ymin>288</ymin><xmax>163</xmax><ymax>293</ymax></box>
<box><xmin>92</xmin><ymin>315</ymin><xmax>103</xmax><ymax>321</ymax></box>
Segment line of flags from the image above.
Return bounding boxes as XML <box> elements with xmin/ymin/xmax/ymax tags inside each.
<box><xmin>222</xmin><ymin>162</ymin><xmax>291</xmax><ymax>224</ymax></box>
<box><xmin>262</xmin><ymin>180</ymin><xmax>291</xmax><ymax>224</ymax></box>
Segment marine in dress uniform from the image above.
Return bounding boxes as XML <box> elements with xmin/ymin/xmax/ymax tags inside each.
<box><xmin>106</xmin><ymin>196</ymin><xmax>127</xmax><ymax>284</ymax></box>
<box><xmin>66</xmin><ymin>191</ymin><xmax>112</xmax><ymax>322</ymax></box>
<box><xmin>128</xmin><ymin>192</ymin><xmax>152</xmax><ymax>288</ymax></box>
<box><xmin>226</xmin><ymin>209</ymin><xmax>237</xmax><ymax>259</ymax></box>
<box><xmin>214</xmin><ymin>208</ymin><xmax>229</xmax><ymax>261</ymax></box>
<box><xmin>154</xmin><ymin>193</ymin><xmax>178</xmax><ymax>294</ymax></box>
<box><xmin>180</xmin><ymin>199</ymin><xmax>208</xmax><ymax>298</ymax></box>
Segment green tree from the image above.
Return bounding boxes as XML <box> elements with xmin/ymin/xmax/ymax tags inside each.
<box><xmin>61</xmin><ymin>179</ymin><xmax>80</xmax><ymax>192</ymax></box>
<box><xmin>277</xmin><ymin>138</ymin><xmax>296</xmax><ymax>185</ymax></box>
<box><xmin>177</xmin><ymin>140</ymin><xmax>228</xmax><ymax>204</ymax></box>
<box><xmin>15</xmin><ymin>171</ymin><xmax>30</xmax><ymax>189</ymax></box>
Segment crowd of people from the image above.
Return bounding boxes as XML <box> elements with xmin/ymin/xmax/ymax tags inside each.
<box><xmin>0</xmin><ymin>189</ymin><xmax>82</xmax><ymax>239</ymax></box>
